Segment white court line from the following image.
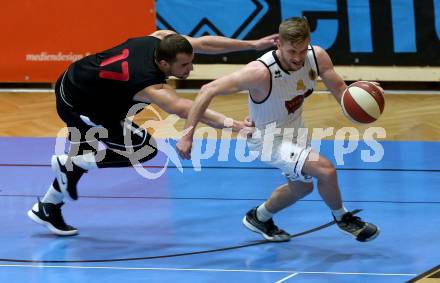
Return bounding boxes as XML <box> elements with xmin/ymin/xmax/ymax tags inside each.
<box><xmin>274</xmin><ymin>273</ymin><xmax>299</xmax><ymax>283</ymax></box>
<box><xmin>0</xmin><ymin>264</ymin><xmax>416</xmax><ymax>277</ymax></box>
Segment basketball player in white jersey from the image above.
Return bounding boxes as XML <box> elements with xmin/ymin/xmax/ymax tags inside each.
<box><xmin>177</xmin><ymin>17</ymin><xmax>380</xmax><ymax>242</ymax></box>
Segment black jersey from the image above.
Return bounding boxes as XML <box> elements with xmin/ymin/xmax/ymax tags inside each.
<box><xmin>62</xmin><ymin>36</ymin><xmax>166</xmax><ymax>121</ymax></box>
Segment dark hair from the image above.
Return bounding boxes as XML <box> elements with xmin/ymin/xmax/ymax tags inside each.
<box><xmin>155</xmin><ymin>34</ymin><xmax>193</xmax><ymax>63</ymax></box>
<box><xmin>279</xmin><ymin>17</ymin><xmax>310</xmax><ymax>44</ymax></box>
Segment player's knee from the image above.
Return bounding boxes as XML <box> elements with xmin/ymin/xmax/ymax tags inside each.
<box><xmin>315</xmin><ymin>159</ymin><xmax>337</xmax><ymax>181</ymax></box>
<box><xmin>302</xmin><ymin>184</ymin><xmax>314</xmax><ymax>196</ymax></box>
<box><xmin>286</xmin><ymin>181</ymin><xmax>313</xmax><ymax>199</ymax></box>
<box><xmin>294</xmin><ymin>184</ymin><xmax>313</xmax><ymax>199</ymax></box>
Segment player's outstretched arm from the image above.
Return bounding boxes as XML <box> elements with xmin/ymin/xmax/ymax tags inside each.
<box><xmin>185</xmin><ymin>34</ymin><xmax>278</xmax><ymax>54</ymax></box>
<box><xmin>134</xmin><ymin>83</ymin><xmax>243</xmax><ymax>131</ymax></box>
<box><xmin>176</xmin><ymin>63</ymin><xmax>264</xmax><ymax>159</ymax></box>
<box><xmin>149</xmin><ymin>29</ymin><xmax>277</xmax><ymax>54</ymax></box>
<box><xmin>314</xmin><ymin>46</ymin><xmax>384</xmax><ymax>105</ymax></box>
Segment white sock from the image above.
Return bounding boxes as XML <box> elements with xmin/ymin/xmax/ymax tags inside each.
<box><xmin>42</xmin><ymin>183</ymin><xmax>64</xmax><ymax>204</ymax></box>
<box><xmin>332</xmin><ymin>206</ymin><xmax>349</xmax><ymax>221</ymax></box>
<box><xmin>58</xmin><ymin>153</ymin><xmax>97</xmax><ymax>171</ymax></box>
<box><xmin>256</xmin><ymin>203</ymin><xmax>273</xmax><ymax>222</ymax></box>
<box><xmin>71</xmin><ymin>152</ymin><xmax>97</xmax><ymax>170</ymax></box>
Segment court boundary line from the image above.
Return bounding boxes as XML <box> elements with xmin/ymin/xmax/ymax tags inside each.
<box><xmin>0</xmin><ymin>163</ymin><xmax>438</xmax><ymax>172</ymax></box>
<box><xmin>0</xmin><ymin>264</ymin><xmax>416</xmax><ymax>277</ymax></box>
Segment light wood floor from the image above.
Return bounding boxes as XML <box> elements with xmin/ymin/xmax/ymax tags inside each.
<box><xmin>0</xmin><ymin>91</ymin><xmax>439</xmax><ymax>141</ymax></box>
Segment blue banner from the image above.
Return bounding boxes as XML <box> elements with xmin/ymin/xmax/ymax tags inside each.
<box><xmin>156</xmin><ymin>0</ymin><xmax>440</xmax><ymax>66</ymax></box>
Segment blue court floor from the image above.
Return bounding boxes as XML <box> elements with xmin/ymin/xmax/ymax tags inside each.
<box><xmin>0</xmin><ymin>138</ymin><xmax>439</xmax><ymax>283</ymax></box>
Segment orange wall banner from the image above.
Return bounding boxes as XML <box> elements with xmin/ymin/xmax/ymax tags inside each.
<box><xmin>1</xmin><ymin>1</ymin><xmax>156</xmax><ymax>82</ymax></box>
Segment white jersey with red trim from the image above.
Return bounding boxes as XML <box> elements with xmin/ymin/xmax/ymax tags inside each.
<box><xmin>248</xmin><ymin>46</ymin><xmax>319</xmax><ymax>129</ymax></box>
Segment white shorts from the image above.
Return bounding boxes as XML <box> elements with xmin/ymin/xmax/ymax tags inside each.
<box><xmin>247</xmin><ymin>118</ymin><xmax>313</xmax><ymax>183</ymax></box>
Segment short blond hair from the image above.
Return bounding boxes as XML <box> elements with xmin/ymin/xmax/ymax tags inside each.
<box><xmin>279</xmin><ymin>17</ymin><xmax>310</xmax><ymax>44</ymax></box>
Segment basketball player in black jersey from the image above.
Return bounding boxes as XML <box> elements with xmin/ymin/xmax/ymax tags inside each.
<box><xmin>27</xmin><ymin>30</ymin><xmax>278</xmax><ymax>236</ymax></box>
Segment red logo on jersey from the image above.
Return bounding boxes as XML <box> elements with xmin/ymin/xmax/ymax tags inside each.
<box><xmin>285</xmin><ymin>95</ymin><xmax>304</xmax><ymax>114</ymax></box>
<box><xmin>99</xmin><ymin>49</ymin><xmax>130</xmax><ymax>81</ymax></box>
<box><xmin>285</xmin><ymin>89</ymin><xmax>314</xmax><ymax>114</ymax></box>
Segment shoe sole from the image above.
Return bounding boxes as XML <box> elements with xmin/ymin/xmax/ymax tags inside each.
<box><xmin>51</xmin><ymin>155</ymin><xmax>74</xmax><ymax>201</ymax></box>
<box><xmin>337</xmin><ymin>226</ymin><xmax>380</xmax><ymax>242</ymax></box>
<box><xmin>242</xmin><ymin>216</ymin><xmax>290</xmax><ymax>242</ymax></box>
<box><xmin>27</xmin><ymin>209</ymin><xmax>78</xmax><ymax>236</ymax></box>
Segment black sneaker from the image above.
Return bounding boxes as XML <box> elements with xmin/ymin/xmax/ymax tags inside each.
<box><xmin>51</xmin><ymin>155</ymin><xmax>86</xmax><ymax>200</ymax></box>
<box><xmin>27</xmin><ymin>199</ymin><xmax>78</xmax><ymax>236</ymax></box>
<box><xmin>242</xmin><ymin>207</ymin><xmax>290</xmax><ymax>242</ymax></box>
<box><xmin>335</xmin><ymin>212</ymin><xmax>379</xmax><ymax>242</ymax></box>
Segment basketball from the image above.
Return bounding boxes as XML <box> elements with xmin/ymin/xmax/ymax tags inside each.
<box><xmin>341</xmin><ymin>81</ymin><xmax>385</xmax><ymax>124</ymax></box>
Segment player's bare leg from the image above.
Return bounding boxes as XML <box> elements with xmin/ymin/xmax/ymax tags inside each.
<box><xmin>242</xmin><ymin>180</ymin><xmax>313</xmax><ymax>242</ymax></box>
<box><xmin>302</xmin><ymin>150</ymin><xmax>380</xmax><ymax>242</ymax></box>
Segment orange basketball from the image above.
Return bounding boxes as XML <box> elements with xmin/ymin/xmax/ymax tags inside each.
<box><xmin>341</xmin><ymin>81</ymin><xmax>385</xmax><ymax>124</ymax></box>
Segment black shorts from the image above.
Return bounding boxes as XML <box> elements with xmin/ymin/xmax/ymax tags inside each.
<box><xmin>54</xmin><ymin>72</ymin><xmax>157</xmax><ymax>154</ymax></box>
